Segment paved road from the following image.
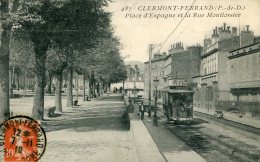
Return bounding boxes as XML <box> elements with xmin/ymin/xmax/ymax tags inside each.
<box><xmin>143</xmin><ymin>115</ymin><xmax>206</xmax><ymax>162</ymax></box>
<box><xmin>153</xmin><ymin>112</ymin><xmax>260</xmax><ymax>162</ymax></box>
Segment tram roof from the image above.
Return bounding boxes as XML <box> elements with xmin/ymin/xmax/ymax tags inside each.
<box><xmin>162</xmin><ymin>87</ymin><xmax>194</xmax><ymax>93</ymax></box>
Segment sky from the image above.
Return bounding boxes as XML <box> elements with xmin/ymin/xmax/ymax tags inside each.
<box><xmin>107</xmin><ymin>0</ymin><xmax>260</xmax><ymax>62</ymax></box>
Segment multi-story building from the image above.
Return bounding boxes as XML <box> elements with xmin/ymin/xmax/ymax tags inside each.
<box><xmin>193</xmin><ymin>23</ymin><xmax>257</xmax><ymax>114</ymax></box>
<box><xmin>144</xmin><ymin>53</ymin><xmax>166</xmax><ymax>100</ymax></box>
<box><xmin>111</xmin><ymin>64</ymin><xmax>144</xmax><ymax>96</ymax></box>
<box><xmin>228</xmin><ymin>42</ymin><xmax>260</xmax><ymax>117</ymax></box>
<box><xmin>125</xmin><ymin>64</ymin><xmax>144</xmax><ymax>96</ymax></box>
<box><xmin>166</xmin><ymin>43</ymin><xmax>202</xmax><ymax>85</ymax></box>
<box><xmin>144</xmin><ymin>43</ymin><xmax>202</xmax><ymax>104</ymax></box>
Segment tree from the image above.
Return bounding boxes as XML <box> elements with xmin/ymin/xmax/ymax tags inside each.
<box><xmin>16</xmin><ymin>0</ymin><xmax>111</xmax><ymax>118</ymax></box>
<box><xmin>9</xmin><ymin>35</ymin><xmax>35</xmax><ymax>97</ymax></box>
<box><xmin>51</xmin><ymin>0</ymin><xmax>113</xmax><ymax>105</ymax></box>
<box><xmin>0</xmin><ymin>0</ymin><xmax>20</xmax><ymax>121</ymax></box>
<box><xmin>46</xmin><ymin>45</ymin><xmax>69</xmax><ymax>112</ymax></box>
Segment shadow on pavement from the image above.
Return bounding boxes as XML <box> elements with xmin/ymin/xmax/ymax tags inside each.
<box><xmin>42</xmin><ymin>116</ymin><xmax>129</xmax><ymax>132</ymax></box>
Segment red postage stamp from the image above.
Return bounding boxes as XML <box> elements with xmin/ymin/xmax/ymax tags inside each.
<box><xmin>0</xmin><ymin>116</ymin><xmax>46</xmax><ymax>162</ymax></box>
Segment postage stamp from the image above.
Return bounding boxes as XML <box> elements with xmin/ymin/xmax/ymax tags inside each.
<box><xmin>0</xmin><ymin>116</ymin><xmax>46</xmax><ymax>162</ymax></box>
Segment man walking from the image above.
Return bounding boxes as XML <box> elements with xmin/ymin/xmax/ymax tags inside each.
<box><xmin>139</xmin><ymin>102</ymin><xmax>145</xmax><ymax>120</ymax></box>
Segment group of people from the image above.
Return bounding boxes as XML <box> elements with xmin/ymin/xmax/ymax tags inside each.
<box><xmin>122</xmin><ymin>100</ymin><xmax>147</xmax><ymax>127</ymax></box>
<box><xmin>113</xmin><ymin>87</ymin><xmax>123</xmax><ymax>93</ymax></box>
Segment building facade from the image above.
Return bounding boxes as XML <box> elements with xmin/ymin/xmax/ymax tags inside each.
<box><xmin>144</xmin><ymin>53</ymin><xmax>166</xmax><ymax>101</ymax></box>
<box><xmin>117</xmin><ymin>64</ymin><xmax>145</xmax><ymax>97</ymax></box>
<box><xmin>193</xmin><ymin>23</ymin><xmax>259</xmax><ymax>116</ymax></box>
<box><xmin>227</xmin><ymin>42</ymin><xmax>260</xmax><ymax>117</ymax></box>
<box><xmin>144</xmin><ymin>43</ymin><xmax>202</xmax><ymax>105</ymax></box>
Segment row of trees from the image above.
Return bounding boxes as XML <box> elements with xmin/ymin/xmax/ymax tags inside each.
<box><xmin>0</xmin><ymin>0</ymin><xmax>127</xmax><ymax>121</ymax></box>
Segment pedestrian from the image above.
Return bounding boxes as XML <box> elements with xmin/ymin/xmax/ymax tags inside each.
<box><xmin>139</xmin><ymin>102</ymin><xmax>145</xmax><ymax>120</ymax></box>
<box><xmin>113</xmin><ymin>87</ymin><xmax>116</xmax><ymax>93</ymax></box>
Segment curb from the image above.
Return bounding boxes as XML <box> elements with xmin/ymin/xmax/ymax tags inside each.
<box><xmin>129</xmin><ymin>113</ymin><xmax>166</xmax><ymax>162</ymax></box>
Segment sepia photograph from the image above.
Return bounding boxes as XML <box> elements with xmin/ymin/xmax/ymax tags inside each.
<box><xmin>0</xmin><ymin>0</ymin><xmax>259</xmax><ymax>161</ymax></box>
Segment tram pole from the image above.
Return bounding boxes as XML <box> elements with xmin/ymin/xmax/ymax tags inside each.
<box><xmin>153</xmin><ymin>77</ymin><xmax>159</xmax><ymax>126</ymax></box>
<box><xmin>148</xmin><ymin>43</ymin><xmax>160</xmax><ymax>118</ymax></box>
<box><xmin>148</xmin><ymin>44</ymin><xmax>152</xmax><ymax>117</ymax></box>
<box><xmin>134</xmin><ymin>65</ymin><xmax>137</xmax><ymax>103</ymax></box>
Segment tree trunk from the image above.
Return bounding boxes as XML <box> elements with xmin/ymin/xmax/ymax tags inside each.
<box><xmin>31</xmin><ymin>35</ymin><xmax>49</xmax><ymax>120</ymax></box>
<box><xmin>83</xmin><ymin>73</ymin><xmax>86</xmax><ymax>101</ymax></box>
<box><xmin>66</xmin><ymin>68</ymin><xmax>73</xmax><ymax>107</ymax></box>
<box><xmin>55</xmin><ymin>72</ymin><xmax>63</xmax><ymax>113</ymax></box>
<box><xmin>89</xmin><ymin>82</ymin><xmax>92</xmax><ymax>99</ymax></box>
<box><xmin>23</xmin><ymin>74</ymin><xmax>26</xmax><ymax>97</ymax></box>
<box><xmin>0</xmin><ymin>0</ymin><xmax>20</xmax><ymax>121</ymax></box>
<box><xmin>47</xmin><ymin>71</ymin><xmax>52</xmax><ymax>94</ymax></box>
<box><xmin>76</xmin><ymin>76</ymin><xmax>79</xmax><ymax>101</ymax></box>
<box><xmin>100</xmin><ymin>81</ymin><xmax>103</xmax><ymax>95</ymax></box>
<box><xmin>17</xmin><ymin>75</ymin><xmax>20</xmax><ymax>91</ymax></box>
<box><xmin>0</xmin><ymin>24</ymin><xmax>11</xmax><ymax>121</ymax></box>
<box><xmin>11</xmin><ymin>66</ymin><xmax>15</xmax><ymax>97</ymax></box>
<box><xmin>97</xmin><ymin>82</ymin><xmax>100</xmax><ymax>96</ymax></box>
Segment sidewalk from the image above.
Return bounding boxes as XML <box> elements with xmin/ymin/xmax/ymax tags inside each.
<box><xmin>143</xmin><ymin>115</ymin><xmax>206</xmax><ymax>162</ymax></box>
<box><xmin>126</xmin><ymin>97</ymin><xmax>205</xmax><ymax>162</ymax></box>
<box><xmin>194</xmin><ymin>107</ymin><xmax>260</xmax><ymax>128</ymax></box>
<box><xmin>135</xmin><ymin>107</ymin><xmax>206</xmax><ymax>162</ymax></box>
<box><xmin>40</xmin><ymin>95</ymin><xmax>140</xmax><ymax>162</ymax></box>
<box><xmin>129</xmin><ymin>114</ymin><xmax>165</xmax><ymax>162</ymax></box>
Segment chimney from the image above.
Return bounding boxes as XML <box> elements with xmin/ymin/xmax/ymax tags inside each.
<box><xmin>227</xmin><ymin>26</ymin><xmax>230</xmax><ymax>31</ymax></box>
<box><xmin>223</xmin><ymin>23</ymin><xmax>226</xmax><ymax>30</ymax></box>
<box><xmin>163</xmin><ymin>52</ymin><xmax>166</xmax><ymax>56</ymax></box>
<box><xmin>231</xmin><ymin>27</ymin><xmax>237</xmax><ymax>36</ymax></box>
<box><xmin>240</xmin><ymin>25</ymin><xmax>254</xmax><ymax>47</ymax></box>
<box><xmin>246</xmin><ymin>25</ymin><xmax>249</xmax><ymax>32</ymax></box>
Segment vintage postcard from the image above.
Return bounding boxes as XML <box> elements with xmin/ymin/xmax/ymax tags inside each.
<box><xmin>0</xmin><ymin>0</ymin><xmax>259</xmax><ymax>161</ymax></box>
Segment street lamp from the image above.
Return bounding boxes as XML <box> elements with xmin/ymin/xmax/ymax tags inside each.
<box><xmin>153</xmin><ymin>77</ymin><xmax>159</xmax><ymax>126</ymax></box>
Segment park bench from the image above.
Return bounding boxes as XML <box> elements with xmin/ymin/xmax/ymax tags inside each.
<box><xmin>47</xmin><ymin>106</ymin><xmax>56</xmax><ymax>117</ymax></box>
<box><xmin>73</xmin><ymin>100</ymin><xmax>78</xmax><ymax>106</ymax></box>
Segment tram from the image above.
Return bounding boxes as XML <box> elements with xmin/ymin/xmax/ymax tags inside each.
<box><xmin>162</xmin><ymin>85</ymin><xmax>194</xmax><ymax>123</ymax></box>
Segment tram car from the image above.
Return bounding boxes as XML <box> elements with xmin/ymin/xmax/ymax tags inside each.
<box><xmin>162</xmin><ymin>86</ymin><xmax>194</xmax><ymax>123</ymax></box>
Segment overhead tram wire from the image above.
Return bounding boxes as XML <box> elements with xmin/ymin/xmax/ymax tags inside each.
<box><xmin>157</xmin><ymin>0</ymin><xmax>197</xmax><ymax>53</ymax></box>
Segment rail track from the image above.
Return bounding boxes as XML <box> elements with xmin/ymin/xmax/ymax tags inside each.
<box><xmin>156</xmin><ymin>110</ymin><xmax>260</xmax><ymax>162</ymax></box>
<box><xmin>194</xmin><ymin>111</ymin><xmax>260</xmax><ymax>135</ymax></box>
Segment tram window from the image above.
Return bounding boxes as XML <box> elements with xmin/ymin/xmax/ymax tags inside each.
<box><xmin>172</xmin><ymin>93</ymin><xmax>193</xmax><ymax>105</ymax></box>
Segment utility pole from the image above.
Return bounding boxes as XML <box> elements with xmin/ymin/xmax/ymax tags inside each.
<box><xmin>148</xmin><ymin>43</ymin><xmax>160</xmax><ymax>118</ymax></box>
<box><xmin>148</xmin><ymin>44</ymin><xmax>152</xmax><ymax>117</ymax></box>
<box><xmin>134</xmin><ymin>65</ymin><xmax>137</xmax><ymax>103</ymax></box>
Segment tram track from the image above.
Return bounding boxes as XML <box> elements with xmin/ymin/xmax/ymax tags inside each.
<box><xmin>164</xmin><ymin>122</ymin><xmax>259</xmax><ymax>162</ymax></box>
<box><xmin>156</xmin><ymin>110</ymin><xmax>260</xmax><ymax>162</ymax></box>
<box><xmin>194</xmin><ymin>111</ymin><xmax>260</xmax><ymax>135</ymax></box>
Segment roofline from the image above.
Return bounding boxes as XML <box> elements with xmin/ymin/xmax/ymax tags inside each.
<box><xmin>144</xmin><ymin>57</ymin><xmax>166</xmax><ymax>64</ymax></box>
<box><xmin>229</xmin><ymin>42</ymin><xmax>260</xmax><ymax>53</ymax></box>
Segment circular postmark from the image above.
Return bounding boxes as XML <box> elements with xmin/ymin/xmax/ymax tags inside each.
<box><xmin>0</xmin><ymin>115</ymin><xmax>46</xmax><ymax>161</ymax></box>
